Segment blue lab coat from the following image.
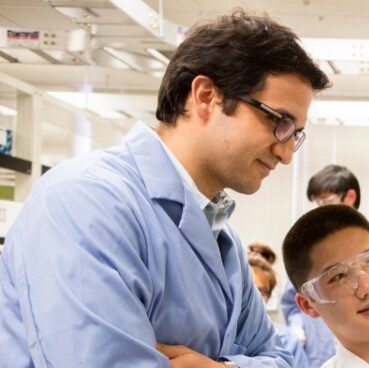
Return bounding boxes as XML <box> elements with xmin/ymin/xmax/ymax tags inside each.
<box><xmin>0</xmin><ymin>122</ymin><xmax>292</xmax><ymax>367</ymax></box>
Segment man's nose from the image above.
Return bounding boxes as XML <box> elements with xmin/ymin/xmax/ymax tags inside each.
<box><xmin>272</xmin><ymin>138</ymin><xmax>295</xmax><ymax>165</ymax></box>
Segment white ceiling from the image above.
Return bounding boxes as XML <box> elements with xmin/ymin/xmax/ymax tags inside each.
<box><xmin>145</xmin><ymin>0</ymin><xmax>369</xmax><ymax>39</ymax></box>
<box><xmin>0</xmin><ymin>0</ymin><xmax>368</xmax><ymax>165</ymax></box>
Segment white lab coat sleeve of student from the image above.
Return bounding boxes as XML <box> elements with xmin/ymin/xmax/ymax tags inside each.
<box><xmin>0</xmin><ymin>176</ymin><xmax>169</xmax><ymax>368</ymax></box>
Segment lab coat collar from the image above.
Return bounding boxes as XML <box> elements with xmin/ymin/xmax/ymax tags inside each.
<box><xmin>125</xmin><ymin>122</ymin><xmax>233</xmax><ymax>302</ymax></box>
<box><xmin>125</xmin><ymin>122</ymin><xmax>185</xmax><ymax>204</ymax></box>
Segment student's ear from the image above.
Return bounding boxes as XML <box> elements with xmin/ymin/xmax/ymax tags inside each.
<box><xmin>342</xmin><ymin>189</ymin><xmax>357</xmax><ymax>208</ymax></box>
<box><xmin>295</xmin><ymin>292</ymin><xmax>320</xmax><ymax>318</ymax></box>
<box><xmin>190</xmin><ymin>75</ymin><xmax>220</xmax><ymax>120</ymax></box>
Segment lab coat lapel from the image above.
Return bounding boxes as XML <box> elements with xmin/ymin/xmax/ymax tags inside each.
<box><xmin>178</xmin><ymin>189</ymin><xmax>233</xmax><ymax>302</ymax></box>
<box><xmin>217</xmin><ymin>230</ymin><xmax>244</xmax><ymax>349</ymax></box>
<box><xmin>126</xmin><ymin>122</ymin><xmax>232</xmax><ymax>301</ymax></box>
<box><xmin>125</xmin><ymin>122</ymin><xmax>185</xmax><ymax>204</ymax></box>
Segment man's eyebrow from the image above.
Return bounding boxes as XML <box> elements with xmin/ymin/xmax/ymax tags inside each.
<box><xmin>276</xmin><ymin>109</ymin><xmax>296</xmax><ymax>122</ymax></box>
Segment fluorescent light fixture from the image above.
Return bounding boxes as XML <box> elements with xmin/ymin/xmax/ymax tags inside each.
<box><xmin>146</xmin><ymin>48</ymin><xmax>170</xmax><ymax>65</ymax></box>
<box><xmin>0</xmin><ymin>105</ymin><xmax>17</xmax><ymax>116</ymax></box>
<box><xmin>334</xmin><ymin>60</ymin><xmax>369</xmax><ymax>75</ymax></box>
<box><xmin>301</xmin><ymin>38</ymin><xmax>369</xmax><ymax>61</ymax></box>
<box><xmin>309</xmin><ymin>100</ymin><xmax>369</xmax><ymax>126</ymax></box>
<box><xmin>48</xmin><ymin>91</ymin><xmax>85</xmax><ymax>109</ymax></box>
<box><xmin>103</xmin><ymin>47</ymin><xmax>143</xmax><ymax>71</ymax></box>
<box><xmin>93</xmin><ymin>110</ymin><xmax>126</xmax><ymax>119</ymax></box>
<box><xmin>105</xmin><ymin>47</ymin><xmax>165</xmax><ymax>71</ymax></box>
<box><xmin>48</xmin><ymin>92</ymin><xmax>133</xmax><ymax>120</ymax></box>
<box><xmin>310</xmin><ymin>100</ymin><xmax>369</xmax><ymax>119</ymax></box>
<box><xmin>149</xmin><ymin>70</ymin><xmax>165</xmax><ymax>79</ymax></box>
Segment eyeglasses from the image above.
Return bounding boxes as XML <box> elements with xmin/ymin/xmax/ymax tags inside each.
<box><xmin>301</xmin><ymin>250</ymin><xmax>369</xmax><ymax>304</ymax></box>
<box><xmin>239</xmin><ymin>96</ymin><xmax>306</xmax><ymax>151</ymax></box>
<box><xmin>313</xmin><ymin>193</ymin><xmax>344</xmax><ymax>207</ymax></box>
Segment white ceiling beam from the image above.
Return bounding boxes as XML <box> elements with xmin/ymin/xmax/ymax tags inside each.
<box><xmin>109</xmin><ymin>0</ymin><xmax>184</xmax><ymax>46</ymax></box>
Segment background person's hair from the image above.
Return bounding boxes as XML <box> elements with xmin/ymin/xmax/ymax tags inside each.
<box><xmin>248</xmin><ymin>242</ymin><xmax>276</xmax><ymax>265</ymax></box>
<box><xmin>156</xmin><ymin>8</ymin><xmax>330</xmax><ymax>124</ymax></box>
<box><xmin>282</xmin><ymin>205</ymin><xmax>369</xmax><ymax>291</ymax></box>
<box><xmin>249</xmin><ymin>253</ymin><xmax>277</xmax><ymax>294</ymax></box>
<box><xmin>307</xmin><ymin>164</ymin><xmax>361</xmax><ymax>209</ymax></box>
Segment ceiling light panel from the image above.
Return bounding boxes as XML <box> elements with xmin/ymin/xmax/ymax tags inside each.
<box><xmin>0</xmin><ymin>48</ymin><xmax>50</xmax><ymax>64</ymax></box>
<box><xmin>301</xmin><ymin>38</ymin><xmax>369</xmax><ymax>61</ymax></box>
<box><xmin>333</xmin><ymin>60</ymin><xmax>369</xmax><ymax>75</ymax></box>
<box><xmin>103</xmin><ymin>47</ymin><xmax>164</xmax><ymax>71</ymax></box>
<box><xmin>309</xmin><ymin>101</ymin><xmax>369</xmax><ymax>127</ymax></box>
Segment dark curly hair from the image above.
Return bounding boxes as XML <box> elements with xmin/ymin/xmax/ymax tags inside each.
<box><xmin>156</xmin><ymin>8</ymin><xmax>330</xmax><ymax>124</ymax></box>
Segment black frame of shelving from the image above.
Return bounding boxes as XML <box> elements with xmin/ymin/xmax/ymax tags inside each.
<box><xmin>0</xmin><ymin>153</ymin><xmax>51</xmax><ymax>175</ymax></box>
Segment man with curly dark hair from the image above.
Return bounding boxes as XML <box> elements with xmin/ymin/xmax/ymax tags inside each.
<box><xmin>0</xmin><ymin>9</ymin><xmax>329</xmax><ymax>368</ymax></box>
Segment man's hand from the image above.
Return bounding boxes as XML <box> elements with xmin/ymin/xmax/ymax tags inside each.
<box><xmin>156</xmin><ymin>343</ymin><xmax>227</xmax><ymax>368</ymax></box>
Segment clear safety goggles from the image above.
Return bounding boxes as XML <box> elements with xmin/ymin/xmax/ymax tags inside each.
<box><xmin>301</xmin><ymin>250</ymin><xmax>369</xmax><ymax>304</ymax></box>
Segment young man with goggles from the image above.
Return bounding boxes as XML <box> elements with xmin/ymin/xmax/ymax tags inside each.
<box><xmin>283</xmin><ymin>205</ymin><xmax>369</xmax><ymax>368</ymax></box>
<box><xmin>280</xmin><ymin>164</ymin><xmax>361</xmax><ymax>367</ymax></box>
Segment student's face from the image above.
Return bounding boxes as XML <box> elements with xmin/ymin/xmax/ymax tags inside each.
<box><xmin>297</xmin><ymin>227</ymin><xmax>369</xmax><ymax>352</ymax></box>
<box><xmin>204</xmin><ymin>73</ymin><xmax>313</xmax><ymax>194</ymax></box>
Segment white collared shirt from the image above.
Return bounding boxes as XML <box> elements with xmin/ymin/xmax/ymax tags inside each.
<box><xmin>150</xmin><ymin>127</ymin><xmax>235</xmax><ymax>237</ymax></box>
<box><xmin>149</xmin><ymin>128</ymin><xmax>209</xmax><ymax>210</ymax></box>
<box><xmin>321</xmin><ymin>343</ymin><xmax>369</xmax><ymax>368</ymax></box>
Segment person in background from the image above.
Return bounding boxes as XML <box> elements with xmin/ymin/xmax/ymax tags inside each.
<box><xmin>281</xmin><ymin>164</ymin><xmax>361</xmax><ymax>367</ymax></box>
<box><xmin>0</xmin><ymin>9</ymin><xmax>330</xmax><ymax>368</ymax></box>
<box><xmin>248</xmin><ymin>242</ymin><xmax>277</xmax><ymax>265</ymax></box>
<box><xmin>307</xmin><ymin>164</ymin><xmax>360</xmax><ymax>208</ymax></box>
<box><xmin>283</xmin><ymin>205</ymin><xmax>369</xmax><ymax>367</ymax></box>
<box><xmin>248</xmin><ymin>245</ymin><xmax>309</xmax><ymax>368</ymax></box>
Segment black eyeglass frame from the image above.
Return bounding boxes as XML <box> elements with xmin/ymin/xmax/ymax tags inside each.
<box><xmin>238</xmin><ymin>96</ymin><xmax>306</xmax><ymax>151</ymax></box>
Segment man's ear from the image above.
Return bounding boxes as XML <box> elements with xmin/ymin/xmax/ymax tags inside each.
<box><xmin>342</xmin><ymin>189</ymin><xmax>357</xmax><ymax>208</ymax></box>
<box><xmin>190</xmin><ymin>75</ymin><xmax>220</xmax><ymax>120</ymax></box>
<box><xmin>295</xmin><ymin>292</ymin><xmax>320</xmax><ymax>318</ymax></box>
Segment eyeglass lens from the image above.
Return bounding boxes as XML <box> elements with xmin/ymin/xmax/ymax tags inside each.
<box><xmin>274</xmin><ymin>117</ymin><xmax>305</xmax><ymax>151</ymax></box>
<box><xmin>274</xmin><ymin>118</ymin><xmax>295</xmax><ymax>142</ymax></box>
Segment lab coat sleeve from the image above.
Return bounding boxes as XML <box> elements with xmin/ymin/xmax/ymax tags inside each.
<box><xmin>276</xmin><ymin>324</ymin><xmax>309</xmax><ymax>368</ymax></box>
<box><xmin>4</xmin><ymin>177</ymin><xmax>169</xmax><ymax>368</ymax></box>
<box><xmin>221</xmin><ymin>247</ymin><xmax>293</xmax><ymax>368</ymax></box>
<box><xmin>280</xmin><ymin>280</ymin><xmax>304</xmax><ymax>330</ymax></box>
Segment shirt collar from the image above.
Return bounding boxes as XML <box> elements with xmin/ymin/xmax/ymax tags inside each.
<box><xmin>336</xmin><ymin>343</ymin><xmax>369</xmax><ymax>367</ymax></box>
<box><xmin>149</xmin><ymin>127</ymin><xmax>235</xmax><ymax>237</ymax></box>
<box><xmin>148</xmin><ymin>127</ymin><xmax>211</xmax><ymax>210</ymax></box>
